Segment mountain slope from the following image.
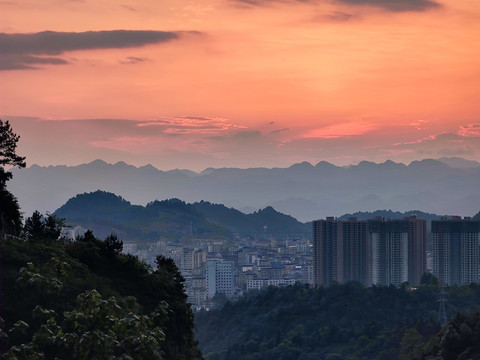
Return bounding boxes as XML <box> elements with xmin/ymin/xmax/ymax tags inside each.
<box><xmin>55</xmin><ymin>191</ymin><xmax>231</xmax><ymax>242</ymax></box>
<box><xmin>54</xmin><ymin>191</ymin><xmax>311</xmax><ymax>243</ymax></box>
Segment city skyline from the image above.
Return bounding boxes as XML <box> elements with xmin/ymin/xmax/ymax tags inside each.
<box><xmin>1</xmin><ymin>0</ymin><xmax>479</xmax><ymax>171</ymax></box>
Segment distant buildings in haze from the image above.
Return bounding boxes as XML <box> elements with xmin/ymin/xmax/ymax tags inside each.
<box><xmin>206</xmin><ymin>259</ymin><xmax>235</xmax><ymax>298</ymax></box>
<box><xmin>432</xmin><ymin>216</ymin><xmax>480</xmax><ymax>286</ymax></box>
<box><xmin>314</xmin><ymin>215</ymin><xmax>480</xmax><ymax>287</ymax></box>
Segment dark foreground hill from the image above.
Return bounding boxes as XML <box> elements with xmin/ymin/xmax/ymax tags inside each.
<box><xmin>0</xmin><ymin>236</ymin><xmax>203</xmax><ymax>359</ymax></box>
<box><xmin>53</xmin><ymin>190</ymin><xmax>311</xmax><ymax>243</ymax></box>
<box><xmin>195</xmin><ymin>282</ymin><xmax>480</xmax><ymax>360</ymax></box>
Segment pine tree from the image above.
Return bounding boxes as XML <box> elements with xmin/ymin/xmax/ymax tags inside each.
<box><xmin>0</xmin><ymin>119</ymin><xmax>26</xmax><ymax>237</ymax></box>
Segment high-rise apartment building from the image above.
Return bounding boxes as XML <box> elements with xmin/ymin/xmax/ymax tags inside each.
<box><xmin>313</xmin><ymin>217</ymin><xmax>339</xmax><ymax>286</ymax></box>
<box><xmin>314</xmin><ymin>216</ymin><xmax>426</xmax><ymax>287</ymax></box>
<box><xmin>368</xmin><ymin>218</ymin><xmax>409</xmax><ymax>286</ymax></box>
<box><xmin>206</xmin><ymin>259</ymin><xmax>235</xmax><ymax>298</ymax></box>
<box><xmin>340</xmin><ymin>218</ymin><xmax>369</xmax><ymax>285</ymax></box>
<box><xmin>406</xmin><ymin>215</ymin><xmax>427</xmax><ymax>286</ymax></box>
<box><xmin>432</xmin><ymin>217</ymin><xmax>480</xmax><ymax>285</ymax></box>
<box><xmin>313</xmin><ymin>217</ymin><xmax>368</xmax><ymax>286</ymax></box>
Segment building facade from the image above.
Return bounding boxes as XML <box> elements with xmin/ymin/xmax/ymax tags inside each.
<box><xmin>314</xmin><ymin>216</ymin><xmax>426</xmax><ymax>287</ymax></box>
<box><xmin>432</xmin><ymin>217</ymin><xmax>480</xmax><ymax>285</ymax></box>
<box><xmin>314</xmin><ymin>217</ymin><xmax>369</xmax><ymax>286</ymax></box>
<box><xmin>206</xmin><ymin>259</ymin><xmax>235</xmax><ymax>298</ymax></box>
<box><xmin>340</xmin><ymin>218</ymin><xmax>369</xmax><ymax>285</ymax></box>
<box><xmin>313</xmin><ymin>217</ymin><xmax>339</xmax><ymax>286</ymax></box>
<box><xmin>406</xmin><ymin>215</ymin><xmax>427</xmax><ymax>286</ymax></box>
<box><xmin>368</xmin><ymin>219</ymin><xmax>409</xmax><ymax>286</ymax></box>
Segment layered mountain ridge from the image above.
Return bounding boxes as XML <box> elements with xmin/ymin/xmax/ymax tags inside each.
<box><xmin>10</xmin><ymin>157</ymin><xmax>480</xmax><ymax>222</ymax></box>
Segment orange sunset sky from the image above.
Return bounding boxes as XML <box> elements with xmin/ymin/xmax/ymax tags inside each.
<box><xmin>1</xmin><ymin>0</ymin><xmax>479</xmax><ymax>171</ymax></box>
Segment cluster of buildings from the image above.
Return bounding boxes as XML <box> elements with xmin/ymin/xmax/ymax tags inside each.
<box><xmin>313</xmin><ymin>215</ymin><xmax>480</xmax><ymax>287</ymax></box>
<box><xmin>123</xmin><ymin>234</ymin><xmax>313</xmax><ymax>309</ymax></box>
<box><xmin>121</xmin><ymin>214</ymin><xmax>479</xmax><ymax>308</ymax></box>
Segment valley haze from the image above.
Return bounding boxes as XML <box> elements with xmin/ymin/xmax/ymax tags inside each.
<box><xmin>10</xmin><ymin>157</ymin><xmax>480</xmax><ymax>222</ymax></box>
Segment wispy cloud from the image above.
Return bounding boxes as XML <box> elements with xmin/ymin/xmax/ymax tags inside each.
<box><xmin>392</xmin><ymin>134</ymin><xmax>437</xmax><ymax>146</ymax></box>
<box><xmin>388</xmin><ymin>131</ymin><xmax>480</xmax><ymax>159</ymax></box>
<box><xmin>7</xmin><ymin>117</ymin><xmax>480</xmax><ymax>171</ymax></box>
<box><xmin>232</xmin><ymin>0</ymin><xmax>313</xmax><ymax>5</ymax></box>
<box><xmin>136</xmin><ymin>117</ymin><xmax>246</xmax><ymax>134</ymax></box>
<box><xmin>230</xmin><ymin>0</ymin><xmax>441</xmax><ymax>12</ymax></box>
<box><xmin>336</xmin><ymin>0</ymin><xmax>441</xmax><ymax>12</ymax></box>
<box><xmin>271</xmin><ymin>128</ymin><xmax>290</xmax><ymax>134</ymax></box>
<box><xmin>409</xmin><ymin>119</ymin><xmax>429</xmax><ymax>131</ymax></box>
<box><xmin>0</xmin><ymin>30</ymin><xmax>196</xmax><ymax>70</ymax></box>
<box><xmin>120</xmin><ymin>56</ymin><xmax>149</xmax><ymax>65</ymax></box>
<box><xmin>324</xmin><ymin>11</ymin><xmax>355</xmax><ymax>21</ymax></box>
<box><xmin>458</xmin><ymin>124</ymin><xmax>480</xmax><ymax>137</ymax></box>
<box><xmin>302</xmin><ymin>121</ymin><xmax>377</xmax><ymax>139</ymax></box>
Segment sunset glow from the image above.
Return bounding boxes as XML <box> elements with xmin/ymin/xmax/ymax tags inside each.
<box><xmin>1</xmin><ymin>0</ymin><xmax>479</xmax><ymax>170</ymax></box>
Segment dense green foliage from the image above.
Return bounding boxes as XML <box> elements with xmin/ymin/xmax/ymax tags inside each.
<box><xmin>23</xmin><ymin>211</ymin><xmax>65</xmax><ymax>242</ymax></box>
<box><xmin>190</xmin><ymin>202</ymin><xmax>311</xmax><ymax>234</ymax></box>
<box><xmin>417</xmin><ymin>308</ymin><xmax>480</xmax><ymax>360</ymax></box>
<box><xmin>54</xmin><ymin>191</ymin><xmax>311</xmax><ymax>243</ymax></box>
<box><xmin>195</xmin><ymin>282</ymin><xmax>480</xmax><ymax>360</ymax></box>
<box><xmin>0</xmin><ymin>235</ymin><xmax>203</xmax><ymax>359</ymax></box>
<box><xmin>338</xmin><ymin>210</ymin><xmax>439</xmax><ymax>222</ymax></box>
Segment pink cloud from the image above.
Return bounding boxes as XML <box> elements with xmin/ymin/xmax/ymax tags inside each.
<box><xmin>302</xmin><ymin>122</ymin><xmax>377</xmax><ymax>139</ymax></box>
<box><xmin>409</xmin><ymin>119</ymin><xmax>429</xmax><ymax>131</ymax></box>
<box><xmin>458</xmin><ymin>124</ymin><xmax>480</xmax><ymax>137</ymax></box>
<box><xmin>392</xmin><ymin>134</ymin><xmax>437</xmax><ymax>146</ymax></box>
<box><xmin>136</xmin><ymin>116</ymin><xmax>246</xmax><ymax>134</ymax></box>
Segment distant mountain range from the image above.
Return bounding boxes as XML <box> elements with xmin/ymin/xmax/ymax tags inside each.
<box><xmin>10</xmin><ymin>157</ymin><xmax>480</xmax><ymax>222</ymax></box>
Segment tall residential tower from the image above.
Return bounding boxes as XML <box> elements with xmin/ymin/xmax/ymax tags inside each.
<box><xmin>314</xmin><ymin>216</ymin><xmax>426</xmax><ymax>287</ymax></box>
<box><xmin>432</xmin><ymin>217</ymin><xmax>480</xmax><ymax>286</ymax></box>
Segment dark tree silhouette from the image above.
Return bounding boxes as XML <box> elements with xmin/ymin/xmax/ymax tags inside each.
<box><xmin>23</xmin><ymin>211</ymin><xmax>64</xmax><ymax>242</ymax></box>
<box><xmin>103</xmin><ymin>233</ymin><xmax>123</xmax><ymax>256</ymax></box>
<box><xmin>23</xmin><ymin>211</ymin><xmax>46</xmax><ymax>241</ymax></box>
<box><xmin>0</xmin><ymin>119</ymin><xmax>26</xmax><ymax>237</ymax></box>
<box><xmin>0</xmin><ymin>190</ymin><xmax>22</xmax><ymax>236</ymax></box>
<box><xmin>0</xmin><ymin>119</ymin><xmax>26</xmax><ymax>189</ymax></box>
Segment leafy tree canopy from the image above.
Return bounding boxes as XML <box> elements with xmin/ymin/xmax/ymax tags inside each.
<box><xmin>0</xmin><ymin>232</ymin><xmax>203</xmax><ymax>359</ymax></box>
<box><xmin>195</xmin><ymin>282</ymin><xmax>480</xmax><ymax>360</ymax></box>
<box><xmin>23</xmin><ymin>211</ymin><xmax>65</xmax><ymax>243</ymax></box>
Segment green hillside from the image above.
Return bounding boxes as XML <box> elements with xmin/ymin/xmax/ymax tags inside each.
<box><xmin>195</xmin><ymin>282</ymin><xmax>480</xmax><ymax>360</ymax></box>
<box><xmin>54</xmin><ymin>191</ymin><xmax>311</xmax><ymax>244</ymax></box>
<box><xmin>0</xmin><ymin>235</ymin><xmax>203</xmax><ymax>359</ymax></box>
<box><xmin>338</xmin><ymin>210</ymin><xmax>439</xmax><ymax>221</ymax></box>
<box><xmin>54</xmin><ymin>191</ymin><xmax>232</xmax><ymax>243</ymax></box>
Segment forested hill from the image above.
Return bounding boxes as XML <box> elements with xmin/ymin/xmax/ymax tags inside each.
<box><xmin>53</xmin><ymin>190</ymin><xmax>311</xmax><ymax>242</ymax></box>
<box><xmin>0</xmin><ymin>235</ymin><xmax>203</xmax><ymax>359</ymax></box>
<box><xmin>338</xmin><ymin>210</ymin><xmax>439</xmax><ymax>221</ymax></box>
<box><xmin>195</xmin><ymin>282</ymin><xmax>480</xmax><ymax>360</ymax></box>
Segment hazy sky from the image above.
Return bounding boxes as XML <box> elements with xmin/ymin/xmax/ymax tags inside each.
<box><xmin>1</xmin><ymin>0</ymin><xmax>479</xmax><ymax>171</ymax></box>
